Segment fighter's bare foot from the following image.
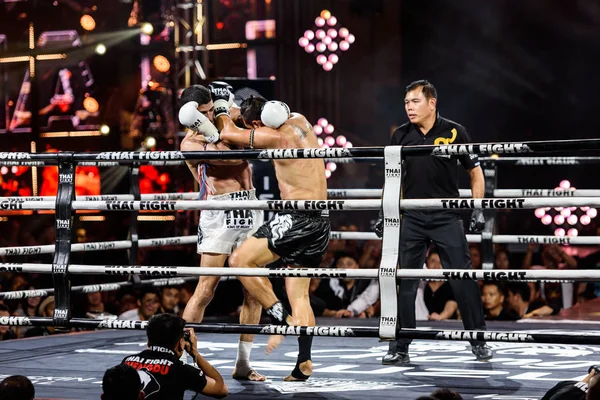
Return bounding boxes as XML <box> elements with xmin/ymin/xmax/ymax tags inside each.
<box><xmin>266</xmin><ymin>335</ymin><xmax>285</xmax><ymax>355</ymax></box>
<box><xmin>284</xmin><ymin>360</ymin><xmax>312</xmax><ymax>381</ymax></box>
<box><xmin>232</xmin><ymin>367</ymin><xmax>266</xmax><ymax>382</ymax></box>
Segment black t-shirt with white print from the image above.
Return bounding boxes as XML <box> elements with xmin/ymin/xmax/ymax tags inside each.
<box><xmin>122</xmin><ymin>346</ymin><xmax>207</xmax><ymax>399</ymax></box>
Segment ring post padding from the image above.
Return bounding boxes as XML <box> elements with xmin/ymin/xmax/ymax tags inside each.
<box><xmin>378</xmin><ymin>146</ymin><xmax>402</xmax><ymax>341</ymax></box>
<box><xmin>52</xmin><ymin>154</ymin><xmax>74</xmax><ymax>328</ymax></box>
<box><xmin>127</xmin><ymin>163</ymin><xmax>142</xmax><ymax>288</ymax></box>
<box><xmin>481</xmin><ymin>160</ymin><xmax>496</xmax><ymax>270</ymax></box>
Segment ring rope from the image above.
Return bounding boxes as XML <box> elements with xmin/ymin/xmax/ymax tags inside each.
<box><xmin>0</xmin><ymin>232</ymin><xmax>597</xmax><ymax>258</ymax></box>
<box><xmin>0</xmin><ymin>316</ymin><xmax>599</xmax><ymax>345</ymax></box>
<box><xmin>0</xmin><ymin>276</ymin><xmax>198</xmax><ymax>300</ymax></box>
<box><xmin>2</xmin><ymin>188</ymin><xmax>600</xmax><ymax>203</ymax></box>
<box><xmin>1</xmin><ymin>263</ymin><xmax>597</xmax><ymax>281</ymax></box>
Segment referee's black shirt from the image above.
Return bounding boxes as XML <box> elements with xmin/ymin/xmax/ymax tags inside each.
<box><xmin>390</xmin><ymin>113</ymin><xmax>480</xmax><ymax>201</ymax></box>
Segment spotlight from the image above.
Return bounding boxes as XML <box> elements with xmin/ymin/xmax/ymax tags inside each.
<box><xmin>541</xmin><ymin>214</ymin><xmax>552</xmax><ymax>225</ymax></box>
<box><xmin>327</xmin><ymin>16</ymin><xmax>337</xmax><ymax>26</ymax></box>
<box><xmin>323</xmin><ymin>62</ymin><xmax>333</xmax><ymax>71</ymax></box>
<box><xmin>326</xmin><ymin>162</ymin><xmax>337</xmax><ymax>172</ymax></box>
<box><xmin>305</xmin><ymin>44</ymin><xmax>315</xmax><ymax>53</ymax></box>
<box><xmin>145</xmin><ymin>136</ymin><xmax>157</xmax><ymax>148</ymax></box>
<box><xmin>567</xmin><ymin>228</ymin><xmax>578</xmax><ymax>237</ymax></box>
<box><xmin>318</xmin><ymin>118</ymin><xmax>328</xmax><ymax>127</ymax></box>
<box><xmin>316</xmin><ymin>55</ymin><xmax>327</xmax><ymax>65</ymax></box>
<box><xmin>153</xmin><ymin>55</ymin><xmax>170</xmax><ymax>73</ymax></box>
<box><xmin>554</xmin><ymin>228</ymin><xmax>566</xmax><ymax>237</ymax></box>
<box><xmin>304</xmin><ymin>30</ymin><xmax>315</xmax><ymax>40</ymax></box>
<box><xmin>534</xmin><ymin>208</ymin><xmax>545</xmax><ymax>218</ymax></box>
<box><xmin>80</xmin><ymin>15</ymin><xmax>96</xmax><ymax>31</ymax></box>
<box><xmin>298</xmin><ymin>37</ymin><xmax>309</xmax><ymax>47</ymax></box>
<box><xmin>95</xmin><ymin>43</ymin><xmax>106</xmax><ymax>55</ymax></box>
<box><xmin>83</xmin><ymin>97</ymin><xmax>99</xmax><ymax>113</ymax></box>
<box><xmin>313</xmin><ymin>125</ymin><xmax>323</xmax><ymax>135</ymax></box>
<box><xmin>320</xmin><ymin>10</ymin><xmax>331</xmax><ymax>20</ymax></box>
<box><xmin>100</xmin><ymin>125</ymin><xmax>110</xmax><ymax>135</ymax></box>
<box><xmin>141</xmin><ymin>23</ymin><xmax>154</xmax><ymax>35</ymax></box>
<box><xmin>315</xmin><ymin>17</ymin><xmax>325</xmax><ymax>27</ymax></box>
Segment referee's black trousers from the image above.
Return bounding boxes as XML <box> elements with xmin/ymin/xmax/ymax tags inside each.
<box><xmin>389</xmin><ymin>211</ymin><xmax>487</xmax><ymax>350</ymax></box>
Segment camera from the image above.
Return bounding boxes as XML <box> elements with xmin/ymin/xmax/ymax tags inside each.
<box><xmin>184</xmin><ymin>331</ymin><xmax>192</xmax><ymax>344</ymax></box>
<box><xmin>588</xmin><ymin>365</ymin><xmax>600</xmax><ymax>374</ymax></box>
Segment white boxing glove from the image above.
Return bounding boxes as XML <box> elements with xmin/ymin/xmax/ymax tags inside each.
<box><xmin>178</xmin><ymin>101</ymin><xmax>220</xmax><ymax>143</ymax></box>
<box><xmin>261</xmin><ymin>101</ymin><xmax>290</xmax><ymax>129</ymax></box>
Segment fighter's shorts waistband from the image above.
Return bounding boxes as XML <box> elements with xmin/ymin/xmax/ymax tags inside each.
<box><xmin>207</xmin><ymin>189</ymin><xmax>256</xmax><ymax>201</ymax></box>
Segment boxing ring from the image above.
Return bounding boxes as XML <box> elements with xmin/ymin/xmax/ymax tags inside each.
<box><xmin>1</xmin><ymin>138</ymin><xmax>600</xmax><ymax>399</ymax></box>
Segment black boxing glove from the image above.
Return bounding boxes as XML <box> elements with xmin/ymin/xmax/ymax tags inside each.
<box><xmin>469</xmin><ymin>209</ymin><xmax>485</xmax><ymax>233</ymax></box>
<box><xmin>374</xmin><ymin>209</ymin><xmax>384</xmax><ymax>238</ymax></box>
<box><xmin>208</xmin><ymin>81</ymin><xmax>234</xmax><ymax>117</ymax></box>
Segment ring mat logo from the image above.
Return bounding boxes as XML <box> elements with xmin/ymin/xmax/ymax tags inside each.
<box><xmin>267</xmin><ymin>378</ymin><xmax>431</xmax><ymax>394</ymax></box>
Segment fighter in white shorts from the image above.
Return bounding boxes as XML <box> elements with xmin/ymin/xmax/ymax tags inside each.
<box><xmin>179</xmin><ymin>82</ymin><xmax>266</xmax><ymax>381</ymax></box>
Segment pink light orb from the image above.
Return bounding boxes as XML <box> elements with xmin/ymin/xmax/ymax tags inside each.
<box><xmin>567</xmin><ymin>214</ymin><xmax>578</xmax><ymax>225</ymax></box>
<box><xmin>326</xmin><ymin>162</ymin><xmax>337</xmax><ymax>172</ymax></box>
<box><xmin>318</xmin><ymin>118</ymin><xmax>328</xmax><ymax>127</ymax></box>
<box><xmin>554</xmin><ymin>215</ymin><xmax>565</xmax><ymax>225</ymax></box>
<box><xmin>298</xmin><ymin>37</ymin><xmax>309</xmax><ymax>47</ymax></box>
<box><xmin>313</xmin><ymin>125</ymin><xmax>323</xmax><ymax>135</ymax></box>
<box><xmin>560</xmin><ymin>208</ymin><xmax>571</xmax><ymax>217</ymax></box>
<box><xmin>316</xmin><ymin>29</ymin><xmax>326</xmax><ymax>39</ymax></box>
<box><xmin>327</xmin><ymin>16</ymin><xmax>337</xmax><ymax>26</ymax></box>
<box><xmin>315</xmin><ymin>17</ymin><xmax>325</xmax><ymax>27</ymax></box>
<box><xmin>327</xmin><ymin>28</ymin><xmax>337</xmax><ymax>38</ymax></box>
<box><xmin>588</xmin><ymin>208</ymin><xmax>598</xmax><ymax>218</ymax></box>
<box><xmin>347</xmin><ymin>34</ymin><xmax>355</xmax><ymax>44</ymax></box>
<box><xmin>581</xmin><ymin>215</ymin><xmax>591</xmax><ymax>225</ymax></box>
<box><xmin>541</xmin><ymin>214</ymin><xmax>552</xmax><ymax>225</ymax></box>
<box><xmin>344</xmin><ymin>141</ymin><xmax>353</xmax><ymax>148</ymax></box>
<box><xmin>324</xmin><ymin>124</ymin><xmax>334</xmax><ymax>134</ymax></box>
<box><xmin>328</xmin><ymin>54</ymin><xmax>339</xmax><ymax>64</ymax></box>
<box><xmin>336</xmin><ymin>135</ymin><xmax>347</xmax><ymax>146</ymax></box>
<box><xmin>322</xmin><ymin>36</ymin><xmax>332</xmax><ymax>45</ymax></box>
<box><xmin>339</xmin><ymin>28</ymin><xmax>349</xmax><ymax>38</ymax></box>
<box><xmin>304</xmin><ymin>30</ymin><xmax>315</xmax><ymax>40</ymax></box>
<box><xmin>534</xmin><ymin>208</ymin><xmax>545</xmax><ymax>218</ymax></box>
<box><xmin>317</xmin><ymin>137</ymin><xmax>323</xmax><ymax>146</ymax></box>
<box><xmin>316</xmin><ymin>42</ymin><xmax>327</xmax><ymax>52</ymax></box>
<box><xmin>325</xmin><ymin>136</ymin><xmax>335</xmax><ymax>146</ymax></box>
<box><xmin>554</xmin><ymin>228</ymin><xmax>566</xmax><ymax>237</ymax></box>
<box><xmin>559</xmin><ymin>180</ymin><xmax>571</xmax><ymax>189</ymax></box>
<box><xmin>323</xmin><ymin>61</ymin><xmax>333</xmax><ymax>71</ymax></box>
<box><xmin>305</xmin><ymin>44</ymin><xmax>315</xmax><ymax>53</ymax></box>
<box><xmin>316</xmin><ymin>54</ymin><xmax>327</xmax><ymax>65</ymax></box>
<box><xmin>567</xmin><ymin>228</ymin><xmax>578</xmax><ymax>237</ymax></box>
<box><xmin>325</xmin><ymin>169</ymin><xmax>332</xmax><ymax>179</ymax></box>
<box><xmin>339</xmin><ymin>41</ymin><xmax>350</xmax><ymax>51</ymax></box>
<box><xmin>328</xmin><ymin>42</ymin><xmax>338</xmax><ymax>52</ymax></box>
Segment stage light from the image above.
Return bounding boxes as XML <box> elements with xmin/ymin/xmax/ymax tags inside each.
<box><xmin>298</xmin><ymin>37</ymin><xmax>309</xmax><ymax>47</ymax></box>
<box><xmin>325</xmin><ymin>124</ymin><xmax>334</xmax><ymax>134</ymax></box>
<box><xmin>313</xmin><ymin>125</ymin><xmax>323</xmax><ymax>135</ymax></box>
<box><xmin>80</xmin><ymin>15</ymin><xmax>96</xmax><ymax>31</ymax></box>
<box><xmin>328</xmin><ymin>54</ymin><xmax>339</xmax><ymax>64</ymax></box>
<box><xmin>100</xmin><ymin>125</ymin><xmax>110</xmax><ymax>135</ymax></box>
<box><xmin>344</xmin><ymin>141</ymin><xmax>353</xmax><ymax>148</ymax></box>
<box><xmin>0</xmin><ymin>167</ymin><xmax>7</xmax><ymax>175</ymax></box>
<box><xmin>347</xmin><ymin>34</ymin><xmax>355</xmax><ymax>44</ymax></box>
<box><xmin>560</xmin><ymin>208</ymin><xmax>571</xmax><ymax>217</ymax></box>
<box><xmin>315</xmin><ymin>17</ymin><xmax>325</xmax><ymax>27</ymax></box>
<box><xmin>581</xmin><ymin>215</ymin><xmax>591</xmax><ymax>225</ymax></box>
<box><xmin>554</xmin><ymin>215</ymin><xmax>565</xmax><ymax>225</ymax></box>
<box><xmin>541</xmin><ymin>214</ymin><xmax>552</xmax><ymax>225</ymax></box>
<box><xmin>339</xmin><ymin>28</ymin><xmax>349</xmax><ymax>38</ymax></box>
<box><xmin>318</xmin><ymin>118</ymin><xmax>328</xmax><ymax>127</ymax></box>
<box><xmin>316</xmin><ymin>29</ymin><xmax>326</xmax><ymax>39</ymax></box>
<box><xmin>325</xmin><ymin>136</ymin><xmax>335</xmax><ymax>146</ymax></box>
<box><xmin>141</xmin><ymin>23</ymin><xmax>154</xmax><ymax>35</ymax></box>
<box><xmin>305</xmin><ymin>44</ymin><xmax>315</xmax><ymax>53</ymax></box>
<box><xmin>320</xmin><ymin>10</ymin><xmax>331</xmax><ymax>20</ymax></box>
<box><xmin>325</xmin><ymin>169</ymin><xmax>332</xmax><ymax>179</ymax></box>
<box><xmin>304</xmin><ymin>30</ymin><xmax>315</xmax><ymax>40</ymax></box>
<box><xmin>83</xmin><ymin>97</ymin><xmax>99</xmax><ymax>113</ymax></box>
<box><xmin>317</xmin><ymin>138</ymin><xmax>323</xmax><ymax>146</ymax></box>
<box><xmin>559</xmin><ymin>180</ymin><xmax>570</xmax><ymax>189</ymax></box>
<box><xmin>322</xmin><ymin>36</ymin><xmax>332</xmax><ymax>45</ymax></box>
<box><xmin>567</xmin><ymin>215</ymin><xmax>578</xmax><ymax>225</ymax></box>
<box><xmin>95</xmin><ymin>43</ymin><xmax>106</xmax><ymax>55</ymax></box>
<box><xmin>327</xmin><ymin>29</ymin><xmax>337</xmax><ymax>38</ymax></box>
<box><xmin>327</xmin><ymin>16</ymin><xmax>337</xmax><ymax>26</ymax></box>
<box><xmin>567</xmin><ymin>228</ymin><xmax>578</xmax><ymax>237</ymax></box>
<box><xmin>588</xmin><ymin>208</ymin><xmax>598</xmax><ymax>218</ymax></box>
<box><xmin>336</xmin><ymin>135</ymin><xmax>347</xmax><ymax>146</ymax></box>
<box><xmin>153</xmin><ymin>55</ymin><xmax>170</xmax><ymax>73</ymax></box>
<box><xmin>554</xmin><ymin>228</ymin><xmax>565</xmax><ymax>237</ymax></box>
<box><xmin>316</xmin><ymin>55</ymin><xmax>327</xmax><ymax>65</ymax></box>
<box><xmin>144</xmin><ymin>136</ymin><xmax>157</xmax><ymax>148</ymax></box>
<box><xmin>323</xmin><ymin>62</ymin><xmax>333</xmax><ymax>71</ymax></box>
<box><xmin>326</xmin><ymin>162</ymin><xmax>337</xmax><ymax>172</ymax></box>
<box><xmin>328</xmin><ymin>42</ymin><xmax>338</xmax><ymax>52</ymax></box>
<box><xmin>534</xmin><ymin>208</ymin><xmax>545</xmax><ymax>218</ymax></box>
<box><xmin>339</xmin><ymin>40</ymin><xmax>350</xmax><ymax>51</ymax></box>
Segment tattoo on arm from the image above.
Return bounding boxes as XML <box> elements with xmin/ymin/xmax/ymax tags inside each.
<box><xmin>292</xmin><ymin>124</ymin><xmax>308</xmax><ymax>139</ymax></box>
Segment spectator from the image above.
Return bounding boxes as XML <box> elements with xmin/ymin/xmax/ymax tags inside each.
<box><xmin>541</xmin><ymin>366</ymin><xmax>597</xmax><ymax>400</ymax></box>
<box><xmin>423</xmin><ymin>251</ymin><xmax>458</xmax><ymax>321</ymax></box>
<box><xmin>102</xmin><ymin>364</ymin><xmax>144</xmax><ymax>400</ymax></box>
<box><xmin>116</xmin><ymin>290</ymin><xmax>138</xmax><ymax>316</ymax></box>
<box><xmin>506</xmin><ymin>282</ymin><xmax>559</xmax><ymax>318</ymax></box>
<box><xmin>0</xmin><ymin>375</ymin><xmax>35</xmax><ymax>400</ymax></box>
<box><xmin>160</xmin><ymin>286</ymin><xmax>180</xmax><ymax>314</ymax></box>
<box><xmin>313</xmin><ymin>252</ymin><xmax>379</xmax><ymax>318</ymax></box>
<box><xmin>481</xmin><ymin>283</ymin><xmax>518</xmax><ymax>321</ymax></box>
<box><xmin>431</xmin><ymin>388</ymin><xmax>463</xmax><ymax>400</ymax></box>
<box><xmin>0</xmin><ymin>305</ymin><xmax>17</xmax><ymax>341</ymax></box>
<box><xmin>122</xmin><ymin>314</ymin><xmax>227</xmax><ymax>399</ymax></box>
<box><xmin>524</xmin><ymin>244</ymin><xmax>578</xmax><ymax>310</ymax></box>
<box><xmin>469</xmin><ymin>245</ymin><xmax>482</xmax><ymax>270</ymax></box>
<box><xmin>119</xmin><ymin>288</ymin><xmax>160</xmax><ymax>321</ymax></box>
<box><xmin>85</xmin><ymin>291</ymin><xmax>106</xmax><ymax>317</ymax></box>
<box><xmin>494</xmin><ymin>249</ymin><xmax>510</xmax><ymax>270</ymax></box>
<box><xmin>12</xmin><ymin>288</ymin><xmax>41</xmax><ymax>337</ymax></box>
<box><xmin>25</xmin><ymin>296</ymin><xmax>59</xmax><ymax>337</ymax></box>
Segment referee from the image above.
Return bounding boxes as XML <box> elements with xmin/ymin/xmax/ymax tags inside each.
<box><xmin>375</xmin><ymin>80</ymin><xmax>492</xmax><ymax>364</ymax></box>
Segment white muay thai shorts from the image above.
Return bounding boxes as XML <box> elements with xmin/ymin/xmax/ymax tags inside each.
<box><xmin>197</xmin><ymin>189</ymin><xmax>263</xmax><ymax>254</ymax></box>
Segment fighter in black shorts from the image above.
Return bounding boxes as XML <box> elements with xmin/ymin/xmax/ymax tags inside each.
<box><xmin>183</xmin><ymin>87</ymin><xmax>330</xmax><ymax>381</ymax></box>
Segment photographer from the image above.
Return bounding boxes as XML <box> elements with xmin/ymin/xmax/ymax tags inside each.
<box><xmin>122</xmin><ymin>314</ymin><xmax>227</xmax><ymax>399</ymax></box>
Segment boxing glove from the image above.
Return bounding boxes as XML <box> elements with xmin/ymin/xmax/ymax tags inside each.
<box><xmin>178</xmin><ymin>101</ymin><xmax>220</xmax><ymax>143</ymax></box>
<box><xmin>208</xmin><ymin>81</ymin><xmax>234</xmax><ymax>118</ymax></box>
<box><xmin>469</xmin><ymin>209</ymin><xmax>485</xmax><ymax>233</ymax></box>
<box><xmin>261</xmin><ymin>101</ymin><xmax>290</xmax><ymax>129</ymax></box>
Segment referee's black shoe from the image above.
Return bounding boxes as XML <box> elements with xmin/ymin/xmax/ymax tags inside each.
<box><xmin>382</xmin><ymin>345</ymin><xmax>410</xmax><ymax>365</ymax></box>
<box><xmin>471</xmin><ymin>344</ymin><xmax>493</xmax><ymax>361</ymax></box>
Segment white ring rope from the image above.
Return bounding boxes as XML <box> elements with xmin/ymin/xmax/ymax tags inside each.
<box><xmin>2</xmin><ymin>188</ymin><xmax>599</xmax><ymax>203</ymax></box>
<box><xmin>1</xmin><ymin>232</ymin><xmax>597</xmax><ymax>257</ymax></box>
<box><xmin>5</xmin><ymin>197</ymin><xmax>600</xmax><ymax>211</ymax></box>
<box><xmin>2</xmin><ymin>263</ymin><xmax>598</xmax><ymax>281</ymax></box>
